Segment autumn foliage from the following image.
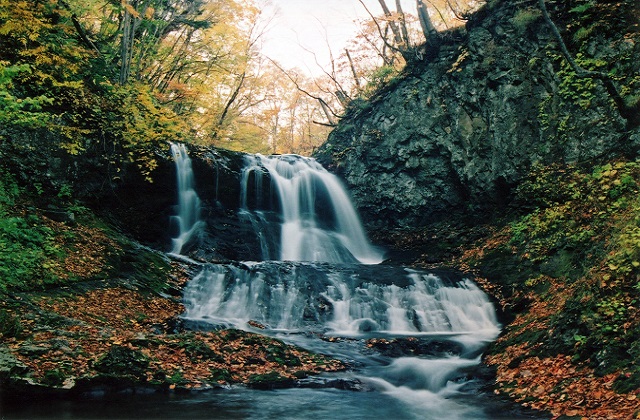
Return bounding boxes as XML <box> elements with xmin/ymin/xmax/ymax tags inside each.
<box><xmin>2</xmin><ymin>286</ymin><xmax>344</xmax><ymax>392</ymax></box>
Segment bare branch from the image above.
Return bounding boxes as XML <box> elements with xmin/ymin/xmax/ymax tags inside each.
<box><xmin>266</xmin><ymin>58</ymin><xmax>341</xmax><ymax>125</ymax></box>
<box><xmin>445</xmin><ymin>0</ymin><xmax>469</xmax><ymax>21</ymax></box>
<box><xmin>58</xmin><ymin>0</ymin><xmax>103</xmax><ymax>56</ymax></box>
<box><xmin>358</xmin><ymin>0</ymin><xmax>408</xmax><ymax>60</ymax></box>
<box><xmin>425</xmin><ymin>0</ymin><xmax>451</xmax><ymax>30</ymax></box>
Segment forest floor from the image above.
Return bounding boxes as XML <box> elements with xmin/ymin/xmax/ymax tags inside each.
<box><xmin>0</xmin><ymin>204</ymin><xmax>345</xmax><ymax>400</ymax></box>
<box><xmin>0</xmin><ymin>274</ymin><xmax>345</xmax><ymax>397</ymax></box>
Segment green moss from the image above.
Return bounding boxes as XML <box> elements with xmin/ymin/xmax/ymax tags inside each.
<box><xmin>175</xmin><ymin>337</ymin><xmax>223</xmax><ymax>362</ymax></box>
<box><xmin>247</xmin><ymin>371</ymin><xmax>294</xmax><ymax>389</ymax></box>
<box><xmin>481</xmin><ymin>160</ymin><xmax>640</xmax><ymax>391</ymax></box>
<box><xmin>94</xmin><ymin>345</ymin><xmax>150</xmax><ymax>381</ymax></box>
<box><xmin>265</xmin><ymin>343</ymin><xmax>302</xmax><ymax>367</ymax></box>
<box><xmin>42</xmin><ymin>369</ymin><xmax>67</xmax><ymax>387</ymax></box>
<box><xmin>0</xmin><ymin>171</ymin><xmax>68</xmax><ymax>292</ymax></box>
<box><xmin>209</xmin><ymin>368</ymin><xmax>233</xmax><ymax>383</ymax></box>
<box><xmin>0</xmin><ymin>309</ymin><xmax>23</xmax><ymax>338</ymax></box>
<box><xmin>511</xmin><ymin>8</ymin><xmax>542</xmax><ymax>34</ymax></box>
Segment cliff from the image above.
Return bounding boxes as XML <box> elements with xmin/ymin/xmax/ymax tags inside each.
<box><xmin>313</xmin><ymin>1</ymin><xmax>640</xmax><ymax>417</ymax></box>
<box><xmin>314</xmin><ymin>0</ymin><xmax>640</xmax><ymax>229</ymax></box>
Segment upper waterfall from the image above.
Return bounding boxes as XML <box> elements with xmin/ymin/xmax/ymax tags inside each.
<box><xmin>240</xmin><ymin>154</ymin><xmax>383</xmax><ymax>264</ymax></box>
<box><xmin>169</xmin><ymin>142</ymin><xmax>203</xmax><ymax>254</ymax></box>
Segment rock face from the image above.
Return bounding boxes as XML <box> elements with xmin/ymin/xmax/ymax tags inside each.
<box><xmin>314</xmin><ymin>0</ymin><xmax>640</xmax><ymax>229</ymax></box>
<box><xmin>0</xmin><ymin>128</ymin><xmax>265</xmax><ymax>261</ymax></box>
<box><xmin>104</xmin><ymin>144</ymin><xmax>263</xmax><ymax>261</ymax></box>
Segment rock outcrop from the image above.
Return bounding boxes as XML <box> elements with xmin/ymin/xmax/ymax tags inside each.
<box><xmin>314</xmin><ymin>0</ymin><xmax>640</xmax><ymax>229</ymax></box>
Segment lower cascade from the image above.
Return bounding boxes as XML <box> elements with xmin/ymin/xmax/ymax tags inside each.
<box><xmin>175</xmin><ymin>148</ymin><xmax>503</xmax><ymax>418</ymax></box>
<box><xmin>183</xmin><ymin>263</ymin><xmax>499</xmax><ymax>341</ymax></box>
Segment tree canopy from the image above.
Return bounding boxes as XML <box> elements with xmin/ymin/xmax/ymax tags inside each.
<box><xmin>0</xmin><ymin>0</ymin><xmax>483</xmax><ymax>165</ymax></box>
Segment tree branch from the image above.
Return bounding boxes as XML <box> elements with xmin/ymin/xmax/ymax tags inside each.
<box><xmin>58</xmin><ymin>0</ymin><xmax>102</xmax><ymax>56</ymax></box>
<box><xmin>358</xmin><ymin>0</ymin><xmax>409</xmax><ymax>61</ymax></box>
<box><xmin>266</xmin><ymin>58</ymin><xmax>340</xmax><ymax>125</ymax></box>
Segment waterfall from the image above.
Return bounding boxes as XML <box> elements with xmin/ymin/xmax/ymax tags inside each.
<box><xmin>183</xmin><ymin>263</ymin><xmax>500</xmax><ymax>342</ymax></box>
<box><xmin>169</xmin><ymin>142</ymin><xmax>202</xmax><ymax>254</ymax></box>
<box><xmin>240</xmin><ymin>154</ymin><xmax>383</xmax><ymax>264</ymax></box>
<box><xmin>174</xmin><ymin>150</ymin><xmax>503</xmax><ymax>418</ymax></box>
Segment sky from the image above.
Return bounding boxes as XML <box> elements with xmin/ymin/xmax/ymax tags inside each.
<box><xmin>260</xmin><ymin>0</ymin><xmax>416</xmax><ymax>76</ymax></box>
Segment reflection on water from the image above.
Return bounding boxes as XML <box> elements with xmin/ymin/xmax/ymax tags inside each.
<box><xmin>2</xmin><ymin>383</ymin><xmax>544</xmax><ymax>420</ymax></box>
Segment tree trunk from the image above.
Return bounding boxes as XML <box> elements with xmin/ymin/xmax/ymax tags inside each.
<box><xmin>119</xmin><ymin>1</ymin><xmax>138</xmax><ymax>85</ymax></box>
<box><xmin>395</xmin><ymin>0</ymin><xmax>411</xmax><ymax>48</ymax></box>
<box><xmin>218</xmin><ymin>72</ymin><xmax>246</xmax><ymax>128</ymax></box>
<box><xmin>345</xmin><ymin>49</ymin><xmax>361</xmax><ymax>93</ymax></box>
<box><xmin>318</xmin><ymin>99</ymin><xmax>337</xmax><ymax>126</ymax></box>
<box><xmin>416</xmin><ymin>0</ymin><xmax>439</xmax><ymax>46</ymax></box>
<box><xmin>377</xmin><ymin>0</ymin><xmax>403</xmax><ymax>47</ymax></box>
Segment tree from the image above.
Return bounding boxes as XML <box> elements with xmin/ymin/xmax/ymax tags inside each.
<box><xmin>416</xmin><ymin>0</ymin><xmax>440</xmax><ymax>46</ymax></box>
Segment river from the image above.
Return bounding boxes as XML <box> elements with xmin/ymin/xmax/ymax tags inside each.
<box><xmin>2</xmin><ymin>149</ymin><xmax>546</xmax><ymax>419</ymax></box>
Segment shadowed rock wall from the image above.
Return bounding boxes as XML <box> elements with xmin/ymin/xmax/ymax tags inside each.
<box><xmin>314</xmin><ymin>0</ymin><xmax>640</xmax><ymax>229</ymax></box>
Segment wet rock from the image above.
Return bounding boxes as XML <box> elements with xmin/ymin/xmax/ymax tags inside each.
<box><xmin>297</xmin><ymin>377</ymin><xmax>370</xmax><ymax>392</ymax></box>
<box><xmin>366</xmin><ymin>337</ymin><xmax>463</xmax><ymax>358</ymax></box>
<box><xmin>0</xmin><ymin>347</ymin><xmax>29</xmax><ymax>379</ymax></box>
<box><xmin>18</xmin><ymin>344</ymin><xmax>50</xmax><ymax>357</ymax></box>
<box><xmin>93</xmin><ymin>345</ymin><xmax>150</xmax><ymax>381</ymax></box>
<box><xmin>43</xmin><ymin>207</ymin><xmax>75</xmax><ymax>224</ymax></box>
<box><xmin>247</xmin><ymin>372</ymin><xmax>295</xmax><ymax>390</ymax></box>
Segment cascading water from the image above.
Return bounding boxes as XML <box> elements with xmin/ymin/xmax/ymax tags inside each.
<box><xmin>183</xmin><ymin>264</ymin><xmax>499</xmax><ymax>340</ymax></box>
<box><xmin>164</xmin><ymin>151</ymin><xmax>511</xmax><ymax>419</ymax></box>
<box><xmin>169</xmin><ymin>142</ymin><xmax>203</xmax><ymax>254</ymax></box>
<box><xmin>170</xmin><ymin>153</ymin><xmax>509</xmax><ymax>419</ymax></box>
<box><xmin>240</xmin><ymin>154</ymin><xmax>383</xmax><ymax>264</ymax></box>
<box><xmin>182</xmin><ymin>262</ymin><xmax>502</xmax><ymax>419</ymax></box>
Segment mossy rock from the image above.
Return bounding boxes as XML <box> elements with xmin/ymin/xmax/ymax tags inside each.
<box><xmin>93</xmin><ymin>345</ymin><xmax>149</xmax><ymax>381</ymax></box>
<box><xmin>247</xmin><ymin>371</ymin><xmax>295</xmax><ymax>390</ymax></box>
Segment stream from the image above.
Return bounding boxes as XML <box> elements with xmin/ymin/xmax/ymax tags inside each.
<box><xmin>4</xmin><ymin>148</ymin><xmax>544</xmax><ymax>419</ymax></box>
<box><xmin>168</xmin><ymin>151</ymin><xmax>527</xmax><ymax>419</ymax></box>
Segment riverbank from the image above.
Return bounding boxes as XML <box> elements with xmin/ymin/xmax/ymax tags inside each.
<box><xmin>374</xmin><ymin>160</ymin><xmax>640</xmax><ymax>419</ymax></box>
<box><xmin>0</xmin><ymin>183</ymin><xmax>345</xmax><ymax>399</ymax></box>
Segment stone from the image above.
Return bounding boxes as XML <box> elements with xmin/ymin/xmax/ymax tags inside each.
<box><xmin>314</xmin><ymin>0</ymin><xmax>640</xmax><ymax>230</ymax></box>
<box><xmin>0</xmin><ymin>347</ymin><xmax>29</xmax><ymax>379</ymax></box>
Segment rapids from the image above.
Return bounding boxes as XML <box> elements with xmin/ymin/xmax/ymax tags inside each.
<box><xmin>169</xmin><ymin>150</ymin><xmax>515</xmax><ymax>418</ymax></box>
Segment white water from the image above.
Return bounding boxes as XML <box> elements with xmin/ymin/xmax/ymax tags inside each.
<box><xmin>240</xmin><ymin>154</ymin><xmax>383</xmax><ymax>264</ymax></box>
<box><xmin>169</xmin><ymin>142</ymin><xmax>203</xmax><ymax>254</ymax></box>
<box><xmin>182</xmin><ymin>262</ymin><xmax>502</xmax><ymax>418</ymax></box>
<box><xmin>183</xmin><ymin>263</ymin><xmax>499</xmax><ymax>341</ymax></box>
<box><xmin>177</xmin><ymin>151</ymin><xmax>505</xmax><ymax>418</ymax></box>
